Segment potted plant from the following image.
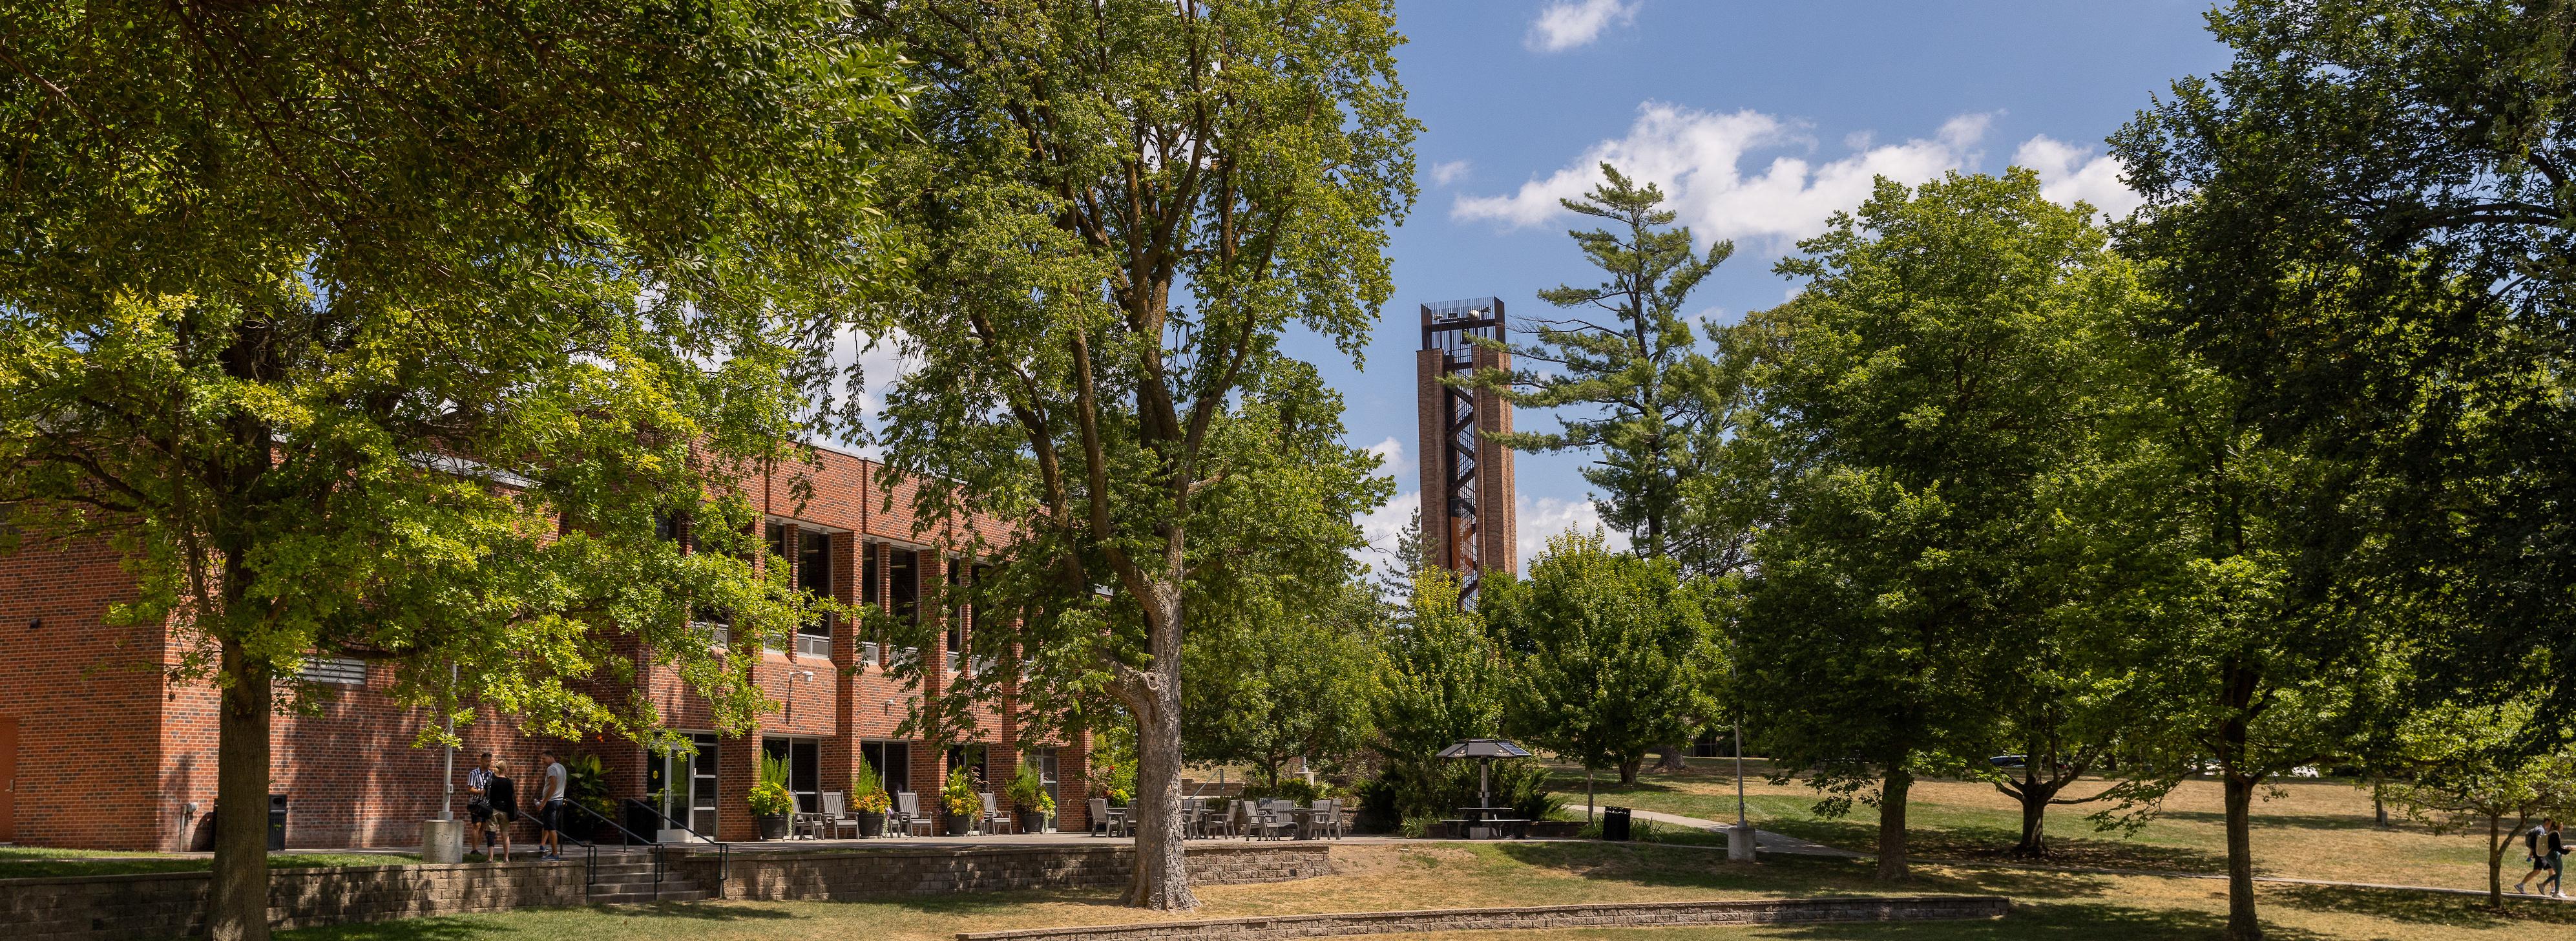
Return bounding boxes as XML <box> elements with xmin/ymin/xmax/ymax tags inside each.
<box><xmin>939</xmin><ymin>767</ymin><xmax>978</xmax><ymax>836</ymax></box>
<box><xmin>565</xmin><ymin>754</ymin><xmax>620</xmax><ymax>843</ymax></box>
<box><xmin>1009</xmin><ymin>761</ymin><xmax>1055</xmax><ymax>833</ymax></box>
<box><xmin>749</xmin><ymin>753</ymin><xmax>796</xmax><ymax>840</ymax></box>
<box><xmin>850</xmin><ymin>758</ymin><xmax>890</xmax><ymax>838</ymax></box>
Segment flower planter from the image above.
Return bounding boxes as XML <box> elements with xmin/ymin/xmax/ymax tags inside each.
<box><xmin>1018</xmin><ymin>810</ymin><xmax>1051</xmax><ymax>834</ymax></box>
<box><xmin>855</xmin><ymin>810</ymin><xmax>886</xmax><ymax>838</ymax></box>
<box><xmin>943</xmin><ymin>813</ymin><xmax>973</xmax><ymax>836</ymax></box>
<box><xmin>755</xmin><ymin>814</ymin><xmax>791</xmax><ymax>841</ymax></box>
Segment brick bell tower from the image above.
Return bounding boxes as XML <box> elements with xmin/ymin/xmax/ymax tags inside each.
<box><xmin>1416</xmin><ymin>297</ymin><xmax>1516</xmax><ymax>604</ymax></box>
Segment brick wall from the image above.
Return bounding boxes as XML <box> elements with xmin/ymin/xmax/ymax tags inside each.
<box><xmin>1</xmin><ymin>443</ymin><xmax>1085</xmax><ymax>851</ymax></box>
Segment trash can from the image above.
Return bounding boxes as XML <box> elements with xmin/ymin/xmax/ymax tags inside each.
<box><xmin>267</xmin><ymin>794</ymin><xmax>289</xmax><ymax>851</ymax></box>
<box><xmin>1601</xmin><ymin>806</ymin><xmax>1632</xmax><ymax>841</ymax></box>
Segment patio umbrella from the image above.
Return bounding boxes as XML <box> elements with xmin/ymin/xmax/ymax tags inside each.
<box><xmin>1436</xmin><ymin>738</ymin><xmax>1532</xmax><ymax>811</ymax></box>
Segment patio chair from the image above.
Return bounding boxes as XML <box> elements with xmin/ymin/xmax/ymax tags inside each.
<box><xmin>813</xmin><ymin>791</ymin><xmax>861</xmax><ymax>840</ymax></box>
<box><xmin>978</xmin><ymin>792</ymin><xmax>1012</xmax><ymax>836</ymax></box>
<box><xmin>1248</xmin><ymin>803</ymin><xmax>1295</xmax><ymax>841</ymax></box>
<box><xmin>890</xmin><ymin>792</ymin><xmax>933</xmax><ymax>837</ymax></box>
<box><xmin>1089</xmin><ymin>798</ymin><xmax>1127</xmax><ymax>837</ymax></box>
<box><xmin>1312</xmin><ymin>799</ymin><xmax>1343</xmax><ymax>839</ymax></box>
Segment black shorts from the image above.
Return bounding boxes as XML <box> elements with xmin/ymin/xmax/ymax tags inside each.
<box><xmin>540</xmin><ymin>799</ymin><xmax>566</xmax><ymax>832</ymax></box>
<box><xmin>468</xmin><ymin>801</ymin><xmax>494</xmax><ymax>825</ymax></box>
<box><xmin>2535</xmin><ymin>854</ymin><xmax>2551</xmax><ymax>871</ymax></box>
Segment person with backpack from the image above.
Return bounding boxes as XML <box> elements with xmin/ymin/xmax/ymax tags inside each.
<box><xmin>2518</xmin><ymin>818</ymin><xmax>2553</xmax><ymax>894</ymax></box>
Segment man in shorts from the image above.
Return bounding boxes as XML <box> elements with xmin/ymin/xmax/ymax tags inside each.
<box><xmin>2518</xmin><ymin>818</ymin><xmax>2552</xmax><ymax>894</ymax></box>
<box><xmin>464</xmin><ymin>752</ymin><xmax>496</xmax><ymax>859</ymax></box>
<box><xmin>537</xmin><ymin>750</ymin><xmax>569</xmax><ymax>861</ymax></box>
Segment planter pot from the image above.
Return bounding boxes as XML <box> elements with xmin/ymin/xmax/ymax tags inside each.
<box><xmin>943</xmin><ymin>813</ymin><xmax>973</xmax><ymax>836</ymax></box>
<box><xmin>1018</xmin><ymin>810</ymin><xmax>1050</xmax><ymax>834</ymax></box>
<box><xmin>855</xmin><ymin>810</ymin><xmax>886</xmax><ymax>838</ymax></box>
<box><xmin>755</xmin><ymin>814</ymin><xmax>791</xmax><ymax>841</ymax></box>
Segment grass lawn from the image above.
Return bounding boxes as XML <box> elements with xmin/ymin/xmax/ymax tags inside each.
<box><xmin>0</xmin><ymin>846</ymin><xmax>419</xmax><ymax>878</ymax></box>
<box><xmin>1545</xmin><ymin>757</ymin><xmax>2500</xmax><ymax>891</ymax></box>
<box><xmin>267</xmin><ymin>841</ymin><xmax>2573</xmax><ymax>941</ymax></box>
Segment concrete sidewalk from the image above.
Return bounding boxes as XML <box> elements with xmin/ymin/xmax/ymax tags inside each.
<box><xmin>1612</xmin><ymin>808</ymin><xmax>1863</xmax><ymax>858</ymax></box>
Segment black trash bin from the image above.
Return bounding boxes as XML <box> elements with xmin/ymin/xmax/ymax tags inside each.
<box><xmin>267</xmin><ymin>794</ymin><xmax>289</xmax><ymax>851</ymax></box>
<box><xmin>1601</xmin><ymin>806</ymin><xmax>1632</xmax><ymax>841</ymax></box>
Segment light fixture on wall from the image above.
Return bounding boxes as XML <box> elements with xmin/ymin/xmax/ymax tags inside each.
<box><xmin>784</xmin><ymin>669</ymin><xmax>815</xmax><ymax>722</ymax></box>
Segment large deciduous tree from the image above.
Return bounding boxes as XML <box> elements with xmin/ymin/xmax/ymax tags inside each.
<box><xmin>0</xmin><ymin>4</ymin><xmax>900</xmax><ymax>939</ymax></box>
<box><xmin>1484</xmin><ymin>530</ymin><xmax>1717</xmax><ymax>785</ymax></box>
<box><xmin>1732</xmin><ymin>170</ymin><xmax>2133</xmax><ymax>881</ymax></box>
<box><xmin>853</xmin><ymin>0</ymin><xmax>1416</xmax><ymax>908</ymax></box>
<box><xmin>2111</xmin><ymin>0</ymin><xmax>2576</xmax><ymax>742</ymax></box>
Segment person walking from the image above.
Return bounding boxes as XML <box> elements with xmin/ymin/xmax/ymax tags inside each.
<box><xmin>2545</xmin><ymin>819</ymin><xmax>2568</xmax><ymax>898</ymax></box>
<box><xmin>484</xmin><ymin>759</ymin><xmax>518</xmax><ymax>862</ymax></box>
<box><xmin>2517</xmin><ymin>818</ymin><xmax>2552</xmax><ymax>894</ymax></box>
<box><xmin>464</xmin><ymin>752</ymin><xmax>496</xmax><ymax>859</ymax></box>
<box><xmin>537</xmin><ymin>750</ymin><xmax>569</xmax><ymax>861</ymax></box>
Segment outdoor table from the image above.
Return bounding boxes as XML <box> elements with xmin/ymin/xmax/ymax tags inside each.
<box><xmin>1288</xmin><ymin>807</ymin><xmax>1320</xmax><ymax>840</ymax></box>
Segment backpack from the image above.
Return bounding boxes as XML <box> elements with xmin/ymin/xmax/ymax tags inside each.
<box><xmin>2529</xmin><ymin>824</ymin><xmax>2548</xmax><ymax>856</ymax></box>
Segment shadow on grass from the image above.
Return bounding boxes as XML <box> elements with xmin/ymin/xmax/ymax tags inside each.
<box><xmin>1761</xmin><ymin>900</ymin><xmax>2330</xmax><ymax>941</ymax></box>
<box><xmin>1480</xmin><ymin>840</ymin><xmax>2126</xmax><ymax>906</ymax></box>
<box><xmin>1755</xmin><ymin>818</ymin><xmax>2234</xmax><ymax>875</ymax></box>
<box><xmin>283</xmin><ymin>903</ymin><xmax>801</xmax><ymax>941</ymax></box>
<box><xmin>879</xmin><ymin>885</ymin><xmax>1135</xmax><ymax>916</ymax></box>
<box><xmin>2269</xmin><ymin>883</ymin><xmax>2576</xmax><ymax>927</ymax></box>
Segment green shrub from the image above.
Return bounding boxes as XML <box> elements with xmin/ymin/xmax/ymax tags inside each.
<box><xmin>1361</xmin><ymin>757</ymin><xmax>1561</xmax><ymax>829</ymax></box>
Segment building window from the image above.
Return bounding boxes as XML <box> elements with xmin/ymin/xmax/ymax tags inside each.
<box><xmin>947</xmin><ymin>742</ymin><xmax>990</xmax><ymax>790</ymax></box>
<box><xmin>762</xmin><ymin>736</ymin><xmax>821</xmax><ymax>814</ymax></box>
<box><xmin>1028</xmin><ymin>746</ymin><xmax>1059</xmax><ymax>809</ymax></box>
<box><xmin>888</xmin><ymin>548</ymin><xmax>917</xmax><ymax>622</ymax></box>
<box><xmin>298</xmin><ymin>655</ymin><xmax>366</xmax><ymax>686</ymax></box>
<box><xmin>797</xmin><ymin>530</ymin><xmax>832</xmax><ymax>655</ymax></box>
<box><xmin>862</xmin><ymin>740</ymin><xmax>912</xmax><ymax>797</ymax></box>
<box><xmin>862</xmin><ymin>542</ymin><xmax>881</xmax><ymax>606</ymax></box>
<box><xmin>945</xmin><ymin>557</ymin><xmax>965</xmax><ymax>653</ymax></box>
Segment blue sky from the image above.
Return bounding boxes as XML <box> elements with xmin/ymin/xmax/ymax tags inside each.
<box><xmin>1320</xmin><ymin>0</ymin><xmax>2236</xmax><ymax>571</ymax></box>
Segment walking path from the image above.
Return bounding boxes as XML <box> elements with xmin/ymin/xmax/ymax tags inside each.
<box><xmin>1618</xmin><ymin>808</ymin><xmax>1861</xmax><ymax>857</ymax></box>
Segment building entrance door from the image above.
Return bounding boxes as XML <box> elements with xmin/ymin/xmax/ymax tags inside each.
<box><xmin>0</xmin><ymin>715</ymin><xmax>16</xmax><ymax>843</ymax></box>
<box><xmin>646</xmin><ymin>733</ymin><xmax>721</xmax><ymax>837</ymax></box>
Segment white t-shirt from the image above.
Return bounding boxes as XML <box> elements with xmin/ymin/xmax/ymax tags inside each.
<box><xmin>543</xmin><ymin>761</ymin><xmax>567</xmax><ymax>802</ymax></box>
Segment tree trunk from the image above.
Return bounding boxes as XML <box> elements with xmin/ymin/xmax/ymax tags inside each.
<box><xmin>1654</xmin><ymin>745</ymin><xmax>1688</xmax><ymax>772</ymax></box>
<box><xmin>209</xmin><ymin>639</ymin><xmax>273</xmax><ymax>941</ymax></box>
<box><xmin>2221</xmin><ymin>771</ymin><xmax>2261</xmax><ymax>941</ymax></box>
<box><xmin>2013</xmin><ymin>787</ymin><xmax>2051</xmax><ymax>857</ymax></box>
<box><xmin>1877</xmin><ymin>768</ymin><xmax>1912</xmax><ymax>882</ymax></box>
<box><xmin>2487</xmin><ymin>814</ymin><xmax>2505</xmax><ymax>909</ymax></box>
<box><xmin>1617</xmin><ymin>756</ymin><xmax>1644</xmax><ymax>785</ymax></box>
<box><xmin>1120</xmin><ymin>589</ymin><xmax>1197</xmax><ymax>911</ymax></box>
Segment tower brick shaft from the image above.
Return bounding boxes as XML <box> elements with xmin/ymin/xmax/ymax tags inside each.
<box><xmin>1416</xmin><ymin>297</ymin><xmax>1515</xmax><ymax>602</ymax></box>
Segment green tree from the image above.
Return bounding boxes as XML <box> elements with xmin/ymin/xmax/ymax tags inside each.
<box><xmin>1368</xmin><ymin>567</ymin><xmax>1506</xmax><ymax>822</ymax></box>
<box><xmin>1732</xmin><ymin>170</ymin><xmax>2133</xmax><ymax>880</ymax></box>
<box><xmin>2111</xmin><ymin>0</ymin><xmax>2574</xmax><ymax>757</ymax></box>
<box><xmin>2380</xmin><ymin>699</ymin><xmax>2576</xmax><ymax>909</ymax></box>
<box><xmin>1185</xmin><ymin>581</ymin><xmax>1381</xmax><ymax>787</ymax></box>
<box><xmin>1484</xmin><ymin>531</ymin><xmax>1716</xmax><ymax>785</ymax></box>
<box><xmin>0</xmin><ymin>5</ymin><xmax>899</xmax><ymax>938</ymax></box>
<box><xmin>849</xmin><ymin>0</ymin><xmax>1413</xmax><ymax>910</ymax></box>
<box><xmin>1469</xmin><ymin>165</ymin><xmax>1728</xmax><ymax>569</ymax></box>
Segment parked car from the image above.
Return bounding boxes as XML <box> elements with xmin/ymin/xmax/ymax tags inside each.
<box><xmin>2288</xmin><ymin>765</ymin><xmax>2323</xmax><ymax>778</ymax></box>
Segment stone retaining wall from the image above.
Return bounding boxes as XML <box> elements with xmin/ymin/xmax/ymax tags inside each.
<box><xmin>3</xmin><ymin>860</ymin><xmax>603</xmax><ymax>941</ymax></box>
<box><xmin>956</xmin><ymin>896</ymin><xmax>2013</xmax><ymax>941</ymax></box>
<box><xmin>2</xmin><ymin>843</ymin><xmax>1333</xmax><ymax>941</ymax></box>
<box><xmin>707</xmin><ymin>843</ymin><xmax>1331</xmax><ymax>901</ymax></box>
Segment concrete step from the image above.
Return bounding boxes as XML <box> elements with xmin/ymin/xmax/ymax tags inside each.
<box><xmin>588</xmin><ymin>889</ymin><xmax>709</xmax><ymax>904</ymax></box>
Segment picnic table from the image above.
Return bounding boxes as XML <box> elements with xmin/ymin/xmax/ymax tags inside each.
<box><xmin>1450</xmin><ymin>807</ymin><xmax>1529</xmax><ymax>839</ymax></box>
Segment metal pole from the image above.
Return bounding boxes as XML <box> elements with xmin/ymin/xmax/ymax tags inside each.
<box><xmin>439</xmin><ymin>662</ymin><xmax>457</xmax><ymax>822</ymax></box>
<box><xmin>1730</xmin><ymin>661</ymin><xmax>1753</xmax><ymax>862</ymax></box>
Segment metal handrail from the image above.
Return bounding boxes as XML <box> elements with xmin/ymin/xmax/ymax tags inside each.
<box><xmin>562</xmin><ymin>799</ymin><xmax>664</xmax><ymax>900</ymax></box>
<box><xmin>630</xmin><ymin>797</ymin><xmax>731</xmax><ymax>883</ymax></box>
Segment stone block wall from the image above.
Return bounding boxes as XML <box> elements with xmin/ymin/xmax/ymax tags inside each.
<box><xmin>956</xmin><ymin>896</ymin><xmax>2014</xmax><ymax>941</ymax></box>
<box><xmin>702</xmin><ymin>843</ymin><xmax>1331</xmax><ymax>901</ymax></box>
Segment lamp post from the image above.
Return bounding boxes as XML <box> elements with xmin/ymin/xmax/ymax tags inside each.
<box><xmin>1728</xmin><ymin>661</ymin><xmax>1754</xmax><ymax>862</ymax></box>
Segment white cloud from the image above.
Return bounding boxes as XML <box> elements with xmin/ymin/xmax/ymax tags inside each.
<box><xmin>1455</xmin><ymin>103</ymin><xmax>1993</xmax><ymax>251</ymax></box>
<box><xmin>1516</xmin><ymin>494</ymin><xmax>1629</xmax><ymax>570</ymax></box>
<box><xmin>1526</xmin><ymin>0</ymin><xmax>1636</xmax><ymax>52</ymax></box>
<box><xmin>2013</xmin><ymin>136</ymin><xmax>2143</xmax><ymax>219</ymax></box>
<box><xmin>1366</xmin><ymin>436</ymin><xmax>1408</xmax><ymax>476</ymax></box>
<box><xmin>1356</xmin><ymin>489</ymin><xmax>1421</xmax><ymax>574</ymax></box>
<box><xmin>1458</xmin><ymin>105</ymin><xmax>2143</xmax><ymax>249</ymax></box>
<box><xmin>1427</xmin><ymin>160</ymin><xmax>1472</xmax><ymax>187</ymax></box>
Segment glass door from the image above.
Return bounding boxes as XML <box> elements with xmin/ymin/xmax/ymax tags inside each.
<box><xmin>686</xmin><ymin>733</ymin><xmax>720</xmax><ymax>835</ymax></box>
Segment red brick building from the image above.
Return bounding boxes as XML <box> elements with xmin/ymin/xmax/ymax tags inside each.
<box><xmin>0</xmin><ymin>443</ymin><xmax>1088</xmax><ymax>850</ymax></box>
